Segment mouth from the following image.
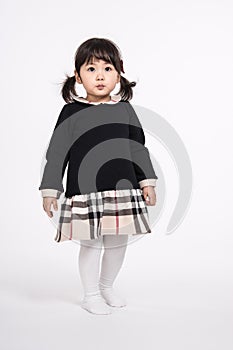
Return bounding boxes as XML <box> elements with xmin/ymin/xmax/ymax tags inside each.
<box><xmin>96</xmin><ymin>85</ymin><xmax>105</xmax><ymax>88</ymax></box>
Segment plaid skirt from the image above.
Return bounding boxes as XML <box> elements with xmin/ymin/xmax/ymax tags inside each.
<box><xmin>54</xmin><ymin>188</ymin><xmax>152</xmax><ymax>242</ymax></box>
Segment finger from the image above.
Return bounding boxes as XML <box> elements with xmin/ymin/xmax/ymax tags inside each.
<box><xmin>46</xmin><ymin>210</ymin><xmax>53</xmax><ymax>218</ymax></box>
<box><xmin>143</xmin><ymin>191</ymin><xmax>148</xmax><ymax>201</ymax></box>
<box><xmin>147</xmin><ymin>195</ymin><xmax>156</xmax><ymax>206</ymax></box>
<box><xmin>44</xmin><ymin>203</ymin><xmax>53</xmax><ymax>218</ymax></box>
<box><xmin>151</xmin><ymin>198</ymin><xmax>156</xmax><ymax>205</ymax></box>
<box><xmin>53</xmin><ymin>200</ymin><xmax>58</xmax><ymax>211</ymax></box>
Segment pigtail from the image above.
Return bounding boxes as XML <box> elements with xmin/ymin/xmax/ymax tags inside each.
<box><xmin>117</xmin><ymin>75</ymin><xmax>137</xmax><ymax>101</ymax></box>
<box><xmin>60</xmin><ymin>74</ymin><xmax>77</xmax><ymax>103</ymax></box>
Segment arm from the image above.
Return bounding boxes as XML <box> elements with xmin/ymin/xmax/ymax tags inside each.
<box><xmin>38</xmin><ymin>105</ymin><xmax>71</xmax><ymax>199</ymax></box>
<box><xmin>40</xmin><ymin>148</ymin><xmax>70</xmax><ymax>199</ymax></box>
<box><xmin>127</xmin><ymin>103</ymin><xmax>158</xmax><ymax>189</ymax></box>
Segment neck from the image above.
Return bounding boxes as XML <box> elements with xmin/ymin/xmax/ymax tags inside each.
<box><xmin>85</xmin><ymin>94</ymin><xmax>111</xmax><ymax>103</ymax></box>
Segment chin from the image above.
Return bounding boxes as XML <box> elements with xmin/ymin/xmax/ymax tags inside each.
<box><xmin>96</xmin><ymin>91</ymin><xmax>110</xmax><ymax>96</ymax></box>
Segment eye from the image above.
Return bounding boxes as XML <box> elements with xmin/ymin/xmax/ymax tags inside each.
<box><xmin>105</xmin><ymin>66</ymin><xmax>112</xmax><ymax>71</ymax></box>
<box><xmin>87</xmin><ymin>67</ymin><xmax>95</xmax><ymax>72</ymax></box>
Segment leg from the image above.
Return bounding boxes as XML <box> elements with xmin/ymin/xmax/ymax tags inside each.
<box><xmin>99</xmin><ymin>234</ymin><xmax>128</xmax><ymax>307</ymax></box>
<box><xmin>78</xmin><ymin>236</ymin><xmax>112</xmax><ymax>315</ymax></box>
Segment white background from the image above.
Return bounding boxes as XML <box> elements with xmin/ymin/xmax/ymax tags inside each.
<box><xmin>1</xmin><ymin>0</ymin><xmax>233</xmax><ymax>349</ymax></box>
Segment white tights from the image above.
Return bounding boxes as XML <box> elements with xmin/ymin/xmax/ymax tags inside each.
<box><xmin>78</xmin><ymin>234</ymin><xmax>128</xmax><ymax>297</ymax></box>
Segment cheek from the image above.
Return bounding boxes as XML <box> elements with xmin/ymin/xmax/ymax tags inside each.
<box><xmin>82</xmin><ymin>78</ymin><xmax>92</xmax><ymax>87</ymax></box>
<box><xmin>115</xmin><ymin>74</ymin><xmax>120</xmax><ymax>83</ymax></box>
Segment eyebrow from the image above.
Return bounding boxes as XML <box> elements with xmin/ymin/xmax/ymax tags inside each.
<box><xmin>86</xmin><ymin>62</ymin><xmax>113</xmax><ymax>66</ymax></box>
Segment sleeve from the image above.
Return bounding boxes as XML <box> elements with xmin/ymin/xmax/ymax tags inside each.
<box><xmin>127</xmin><ymin>102</ymin><xmax>158</xmax><ymax>189</ymax></box>
<box><xmin>38</xmin><ymin>105</ymin><xmax>71</xmax><ymax>199</ymax></box>
<box><xmin>40</xmin><ymin>189</ymin><xmax>62</xmax><ymax>199</ymax></box>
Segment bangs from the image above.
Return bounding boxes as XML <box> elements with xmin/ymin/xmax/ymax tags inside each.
<box><xmin>84</xmin><ymin>45</ymin><xmax>116</xmax><ymax>66</ymax></box>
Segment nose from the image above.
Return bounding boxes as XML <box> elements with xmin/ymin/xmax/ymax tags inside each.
<box><xmin>96</xmin><ymin>69</ymin><xmax>105</xmax><ymax>80</ymax></box>
<box><xmin>96</xmin><ymin>75</ymin><xmax>104</xmax><ymax>81</ymax></box>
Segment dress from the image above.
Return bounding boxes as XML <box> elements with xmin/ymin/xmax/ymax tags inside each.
<box><xmin>39</xmin><ymin>94</ymin><xmax>158</xmax><ymax>242</ymax></box>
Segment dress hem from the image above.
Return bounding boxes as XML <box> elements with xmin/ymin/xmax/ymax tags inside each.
<box><xmin>54</xmin><ymin>229</ymin><xmax>152</xmax><ymax>243</ymax></box>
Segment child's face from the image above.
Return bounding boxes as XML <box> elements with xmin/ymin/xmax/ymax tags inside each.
<box><xmin>75</xmin><ymin>57</ymin><xmax>120</xmax><ymax>101</ymax></box>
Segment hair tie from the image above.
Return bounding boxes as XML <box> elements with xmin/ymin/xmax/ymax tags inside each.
<box><xmin>120</xmin><ymin>59</ymin><xmax>125</xmax><ymax>74</ymax></box>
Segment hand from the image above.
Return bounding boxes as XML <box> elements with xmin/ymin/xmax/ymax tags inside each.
<box><xmin>142</xmin><ymin>186</ymin><xmax>157</xmax><ymax>206</ymax></box>
<box><xmin>43</xmin><ymin>197</ymin><xmax>58</xmax><ymax>218</ymax></box>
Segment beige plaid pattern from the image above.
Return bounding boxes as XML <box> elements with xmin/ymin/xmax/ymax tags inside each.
<box><xmin>54</xmin><ymin>188</ymin><xmax>152</xmax><ymax>242</ymax></box>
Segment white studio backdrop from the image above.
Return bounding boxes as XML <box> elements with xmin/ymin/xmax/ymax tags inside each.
<box><xmin>0</xmin><ymin>0</ymin><xmax>233</xmax><ymax>349</ymax></box>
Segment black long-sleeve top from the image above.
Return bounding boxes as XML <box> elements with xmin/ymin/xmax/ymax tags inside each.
<box><xmin>39</xmin><ymin>98</ymin><xmax>158</xmax><ymax>199</ymax></box>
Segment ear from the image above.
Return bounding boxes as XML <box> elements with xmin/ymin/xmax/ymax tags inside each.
<box><xmin>74</xmin><ymin>70</ymin><xmax>82</xmax><ymax>84</ymax></box>
<box><xmin>116</xmin><ymin>73</ymin><xmax>121</xmax><ymax>84</ymax></box>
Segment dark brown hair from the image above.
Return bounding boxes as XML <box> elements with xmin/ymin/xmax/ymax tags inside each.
<box><xmin>60</xmin><ymin>37</ymin><xmax>136</xmax><ymax>103</ymax></box>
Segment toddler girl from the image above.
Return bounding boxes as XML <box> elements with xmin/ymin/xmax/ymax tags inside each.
<box><xmin>39</xmin><ymin>37</ymin><xmax>158</xmax><ymax>315</ymax></box>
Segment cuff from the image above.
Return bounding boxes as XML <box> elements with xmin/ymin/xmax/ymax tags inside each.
<box><xmin>139</xmin><ymin>179</ymin><xmax>157</xmax><ymax>189</ymax></box>
<box><xmin>40</xmin><ymin>189</ymin><xmax>62</xmax><ymax>199</ymax></box>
